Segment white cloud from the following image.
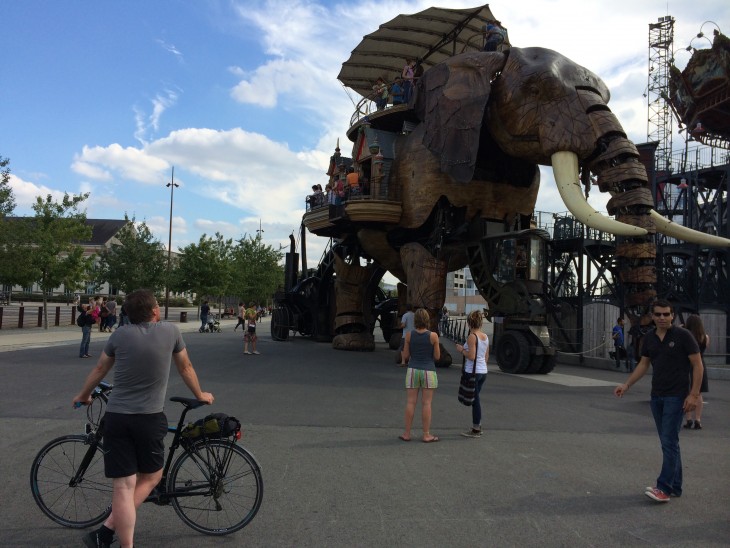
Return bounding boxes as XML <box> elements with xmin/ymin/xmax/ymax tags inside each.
<box><xmin>134</xmin><ymin>88</ymin><xmax>180</xmax><ymax>145</ymax></box>
<box><xmin>73</xmin><ymin>144</ymin><xmax>170</xmax><ymax>184</ymax></box>
<box><xmin>8</xmin><ymin>174</ymin><xmax>67</xmax><ymax>212</ymax></box>
<box><xmin>70</xmin><ymin>160</ymin><xmax>113</xmax><ymax>182</ymax></box>
<box><xmin>156</xmin><ymin>38</ymin><xmax>183</xmax><ymax>61</ymax></box>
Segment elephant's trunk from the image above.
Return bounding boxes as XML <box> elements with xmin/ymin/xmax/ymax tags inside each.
<box><xmin>552</xmin><ymin>145</ymin><xmax>657</xmax><ymax>314</ymax></box>
<box><xmin>585</xmin><ymin>129</ymin><xmax>659</xmax><ymax>312</ymax></box>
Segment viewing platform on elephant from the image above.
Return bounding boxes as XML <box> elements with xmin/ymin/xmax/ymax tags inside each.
<box><xmin>303</xmin><ymin>188</ymin><xmax>403</xmax><ymax>238</ymax></box>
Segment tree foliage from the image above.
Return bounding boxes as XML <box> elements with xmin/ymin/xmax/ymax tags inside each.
<box><xmin>27</xmin><ymin>193</ymin><xmax>93</xmax><ymax>328</ymax></box>
<box><xmin>96</xmin><ymin>216</ymin><xmax>166</xmax><ymax>294</ymax></box>
<box><xmin>172</xmin><ymin>232</ymin><xmax>234</xmax><ymax>309</ymax></box>
<box><xmin>229</xmin><ymin>234</ymin><xmax>284</xmax><ymax>304</ymax></box>
<box><xmin>0</xmin><ymin>155</ymin><xmax>16</xmax><ymax>218</ymax></box>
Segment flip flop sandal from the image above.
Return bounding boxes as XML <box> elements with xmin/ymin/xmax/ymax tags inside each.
<box><xmin>398</xmin><ymin>435</ymin><xmax>411</xmax><ymax>442</ymax></box>
<box><xmin>422</xmin><ymin>436</ymin><xmax>440</xmax><ymax>443</ymax></box>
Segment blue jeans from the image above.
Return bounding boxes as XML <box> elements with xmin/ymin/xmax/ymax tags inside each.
<box><xmin>201</xmin><ymin>315</ymin><xmax>208</xmax><ymax>330</ymax></box>
<box><xmin>650</xmin><ymin>395</ymin><xmax>685</xmax><ymax>496</ymax></box>
<box><xmin>79</xmin><ymin>325</ymin><xmax>91</xmax><ymax>357</ymax></box>
<box><xmin>471</xmin><ymin>374</ymin><xmax>488</xmax><ymax>428</ymax></box>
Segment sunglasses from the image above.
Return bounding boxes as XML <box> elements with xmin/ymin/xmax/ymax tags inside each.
<box><xmin>653</xmin><ymin>312</ymin><xmax>672</xmax><ymax>317</ymax></box>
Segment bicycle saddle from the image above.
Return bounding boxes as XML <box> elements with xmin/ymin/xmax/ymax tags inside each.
<box><xmin>170</xmin><ymin>397</ymin><xmax>207</xmax><ymax>409</ymax></box>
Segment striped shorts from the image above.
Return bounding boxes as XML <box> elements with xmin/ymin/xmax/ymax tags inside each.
<box><xmin>405</xmin><ymin>367</ymin><xmax>438</xmax><ymax>389</ymax></box>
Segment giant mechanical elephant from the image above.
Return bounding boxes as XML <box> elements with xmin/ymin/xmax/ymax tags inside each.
<box><xmin>331</xmin><ymin>47</ymin><xmax>728</xmax><ymax>357</ymax></box>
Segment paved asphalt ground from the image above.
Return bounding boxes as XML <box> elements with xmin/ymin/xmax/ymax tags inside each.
<box><xmin>0</xmin><ymin>316</ymin><xmax>728</xmax><ymax>547</ymax></box>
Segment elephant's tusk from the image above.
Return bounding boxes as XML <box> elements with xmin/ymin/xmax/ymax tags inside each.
<box><xmin>551</xmin><ymin>152</ymin><xmax>648</xmax><ymax>237</ymax></box>
<box><xmin>650</xmin><ymin>210</ymin><xmax>730</xmax><ymax>247</ymax></box>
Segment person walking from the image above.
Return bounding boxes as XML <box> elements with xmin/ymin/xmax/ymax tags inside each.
<box><xmin>612</xmin><ymin>317</ymin><xmax>627</xmax><ymax>370</ymax></box>
<box><xmin>105</xmin><ymin>298</ymin><xmax>117</xmax><ymax>332</ymax></box>
<box><xmin>397</xmin><ymin>304</ymin><xmax>415</xmax><ymax>366</ymax></box>
<box><xmin>613</xmin><ymin>299</ymin><xmax>703</xmax><ymax>502</ymax></box>
<box><xmin>199</xmin><ymin>300</ymin><xmax>210</xmax><ymax>332</ymax></box>
<box><xmin>234</xmin><ymin>301</ymin><xmax>245</xmax><ymax>331</ymax></box>
<box><xmin>77</xmin><ymin>302</ymin><xmax>95</xmax><ymax>358</ymax></box>
<box><xmin>400</xmin><ymin>308</ymin><xmax>440</xmax><ymax>443</ymax></box>
<box><xmin>74</xmin><ymin>289</ymin><xmax>214</xmax><ymax>548</ymax></box>
<box><xmin>455</xmin><ymin>310</ymin><xmax>490</xmax><ymax>438</ymax></box>
<box><xmin>683</xmin><ymin>314</ymin><xmax>710</xmax><ymax>430</ymax></box>
<box><xmin>243</xmin><ymin>302</ymin><xmax>259</xmax><ymax>355</ymax></box>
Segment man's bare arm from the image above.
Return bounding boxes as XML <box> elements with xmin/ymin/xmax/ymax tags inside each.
<box><xmin>173</xmin><ymin>348</ymin><xmax>214</xmax><ymax>404</ymax></box>
<box><xmin>683</xmin><ymin>353</ymin><xmax>704</xmax><ymax>411</ymax></box>
<box><xmin>72</xmin><ymin>353</ymin><xmax>114</xmax><ymax>406</ymax></box>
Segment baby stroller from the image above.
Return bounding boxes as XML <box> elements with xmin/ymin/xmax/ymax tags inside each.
<box><xmin>200</xmin><ymin>314</ymin><xmax>222</xmax><ymax>333</ymax></box>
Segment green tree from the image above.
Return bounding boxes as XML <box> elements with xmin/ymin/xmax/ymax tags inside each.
<box><xmin>28</xmin><ymin>193</ymin><xmax>93</xmax><ymax>328</ymax></box>
<box><xmin>0</xmin><ymin>155</ymin><xmax>15</xmax><ymax>217</ymax></box>
<box><xmin>173</xmin><ymin>232</ymin><xmax>234</xmax><ymax>313</ymax></box>
<box><xmin>96</xmin><ymin>216</ymin><xmax>166</xmax><ymax>294</ymax></box>
<box><xmin>230</xmin><ymin>233</ymin><xmax>284</xmax><ymax>305</ymax></box>
<box><xmin>0</xmin><ymin>155</ymin><xmax>28</xmax><ymax>289</ymax></box>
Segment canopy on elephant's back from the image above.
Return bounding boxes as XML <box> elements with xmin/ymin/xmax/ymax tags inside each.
<box><xmin>337</xmin><ymin>3</ymin><xmax>509</xmax><ymax>99</ymax></box>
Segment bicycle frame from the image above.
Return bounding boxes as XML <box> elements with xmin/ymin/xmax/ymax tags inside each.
<box><xmin>75</xmin><ymin>388</ymin><xmax>236</xmax><ymax>506</ymax></box>
<box><xmin>33</xmin><ymin>381</ymin><xmax>262</xmax><ymax>536</ymax></box>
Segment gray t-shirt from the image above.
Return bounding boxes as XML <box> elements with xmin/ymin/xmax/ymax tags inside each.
<box><xmin>106</xmin><ymin>300</ymin><xmax>117</xmax><ymax>314</ymax></box>
<box><xmin>103</xmin><ymin>321</ymin><xmax>185</xmax><ymax>414</ymax></box>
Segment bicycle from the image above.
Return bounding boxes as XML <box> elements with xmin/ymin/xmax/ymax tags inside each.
<box><xmin>29</xmin><ymin>381</ymin><xmax>263</xmax><ymax>536</ymax></box>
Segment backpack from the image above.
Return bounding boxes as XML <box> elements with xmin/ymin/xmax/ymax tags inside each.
<box><xmin>76</xmin><ymin>311</ymin><xmax>86</xmax><ymax>327</ymax></box>
<box><xmin>181</xmin><ymin>413</ymin><xmax>241</xmax><ymax>441</ymax></box>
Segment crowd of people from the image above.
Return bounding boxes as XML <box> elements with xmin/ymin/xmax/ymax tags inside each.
<box><xmin>306</xmin><ymin>166</ymin><xmax>372</xmax><ymax>210</ymax></box>
<box><xmin>69</xmin><ymin>286</ymin><xmax>715</xmax><ymax>545</ymax></box>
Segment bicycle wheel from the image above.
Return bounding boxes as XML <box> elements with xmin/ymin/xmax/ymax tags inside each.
<box><xmin>169</xmin><ymin>440</ymin><xmax>263</xmax><ymax>535</ymax></box>
<box><xmin>30</xmin><ymin>435</ymin><xmax>112</xmax><ymax>528</ymax></box>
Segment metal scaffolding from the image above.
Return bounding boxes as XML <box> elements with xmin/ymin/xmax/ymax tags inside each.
<box><xmin>647</xmin><ymin>16</ymin><xmax>675</xmax><ymax>174</ymax></box>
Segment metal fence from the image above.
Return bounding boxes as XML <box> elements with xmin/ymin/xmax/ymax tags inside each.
<box><xmin>0</xmin><ymin>305</ymin><xmax>77</xmax><ymax>329</ymax></box>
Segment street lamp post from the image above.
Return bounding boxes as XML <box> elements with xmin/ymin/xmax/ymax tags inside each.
<box><xmin>164</xmin><ymin>167</ymin><xmax>178</xmax><ymax>320</ymax></box>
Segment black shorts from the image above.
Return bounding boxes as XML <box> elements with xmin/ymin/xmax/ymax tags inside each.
<box><xmin>102</xmin><ymin>412</ymin><xmax>168</xmax><ymax>478</ymax></box>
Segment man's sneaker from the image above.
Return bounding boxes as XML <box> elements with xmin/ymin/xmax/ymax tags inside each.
<box><xmin>645</xmin><ymin>485</ymin><xmax>681</xmax><ymax>497</ymax></box>
<box><xmin>645</xmin><ymin>487</ymin><xmax>670</xmax><ymax>502</ymax></box>
<box><xmin>253</xmin><ymin>351</ymin><xmax>260</xmax><ymax>355</ymax></box>
<box><xmin>244</xmin><ymin>350</ymin><xmax>251</xmax><ymax>355</ymax></box>
<box><xmin>82</xmin><ymin>530</ymin><xmax>112</xmax><ymax>548</ymax></box>
<box><xmin>460</xmin><ymin>429</ymin><xmax>482</xmax><ymax>438</ymax></box>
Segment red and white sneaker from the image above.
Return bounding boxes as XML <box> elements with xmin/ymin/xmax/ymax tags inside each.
<box><xmin>645</xmin><ymin>487</ymin><xmax>670</xmax><ymax>502</ymax></box>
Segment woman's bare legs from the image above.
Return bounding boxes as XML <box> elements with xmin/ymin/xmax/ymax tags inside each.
<box><xmin>402</xmin><ymin>388</ymin><xmax>419</xmax><ymax>440</ymax></box>
<box><xmin>421</xmin><ymin>388</ymin><xmax>436</xmax><ymax>441</ymax></box>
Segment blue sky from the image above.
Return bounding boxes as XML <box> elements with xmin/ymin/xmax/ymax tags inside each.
<box><xmin>2</xmin><ymin>1</ymin><xmax>728</xmax><ymax>270</ymax></box>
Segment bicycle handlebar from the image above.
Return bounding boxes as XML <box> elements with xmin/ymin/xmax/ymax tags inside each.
<box><xmin>74</xmin><ymin>381</ymin><xmax>114</xmax><ymax>408</ymax></box>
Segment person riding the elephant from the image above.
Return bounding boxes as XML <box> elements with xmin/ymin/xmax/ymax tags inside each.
<box><xmin>346</xmin><ymin>166</ymin><xmax>360</xmax><ymax>195</ymax></box>
<box><xmin>483</xmin><ymin>20</ymin><xmax>506</xmax><ymax>52</ymax></box>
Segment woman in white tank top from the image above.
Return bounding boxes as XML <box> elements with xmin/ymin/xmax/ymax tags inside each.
<box><xmin>455</xmin><ymin>310</ymin><xmax>490</xmax><ymax>437</ymax></box>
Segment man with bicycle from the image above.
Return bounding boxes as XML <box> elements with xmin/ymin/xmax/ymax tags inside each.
<box><xmin>73</xmin><ymin>289</ymin><xmax>214</xmax><ymax>548</ymax></box>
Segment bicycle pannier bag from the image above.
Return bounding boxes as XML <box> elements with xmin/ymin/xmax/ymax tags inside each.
<box><xmin>181</xmin><ymin>413</ymin><xmax>241</xmax><ymax>441</ymax></box>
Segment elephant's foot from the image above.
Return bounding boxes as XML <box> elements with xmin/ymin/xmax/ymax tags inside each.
<box><xmin>333</xmin><ymin>332</ymin><xmax>375</xmax><ymax>351</ymax></box>
<box><xmin>388</xmin><ymin>332</ymin><xmax>402</xmax><ymax>350</ymax></box>
<box><xmin>435</xmin><ymin>344</ymin><xmax>453</xmax><ymax>368</ymax></box>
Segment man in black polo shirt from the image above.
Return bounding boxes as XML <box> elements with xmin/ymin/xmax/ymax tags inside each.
<box><xmin>614</xmin><ymin>299</ymin><xmax>703</xmax><ymax>502</ymax></box>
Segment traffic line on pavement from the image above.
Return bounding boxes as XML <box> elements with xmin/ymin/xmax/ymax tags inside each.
<box><xmin>493</xmin><ymin>371</ymin><xmax>617</xmax><ymax>387</ymax></box>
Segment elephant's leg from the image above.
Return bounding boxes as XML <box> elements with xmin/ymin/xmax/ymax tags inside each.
<box><xmin>332</xmin><ymin>253</ymin><xmax>376</xmax><ymax>351</ymax></box>
<box><xmin>400</xmin><ymin>243</ymin><xmax>452</xmax><ymax>367</ymax></box>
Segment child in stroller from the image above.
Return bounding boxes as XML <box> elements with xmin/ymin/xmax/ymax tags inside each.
<box><xmin>200</xmin><ymin>314</ymin><xmax>222</xmax><ymax>333</ymax></box>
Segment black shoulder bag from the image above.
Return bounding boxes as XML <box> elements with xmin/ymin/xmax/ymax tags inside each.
<box><xmin>457</xmin><ymin>336</ymin><xmax>478</xmax><ymax>406</ymax></box>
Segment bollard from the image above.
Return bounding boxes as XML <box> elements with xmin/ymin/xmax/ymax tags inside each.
<box><xmin>55</xmin><ymin>306</ymin><xmax>61</xmax><ymax>327</ymax></box>
<box><xmin>38</xmin><ymin>306</ymin><xmax>43</xmax><ymax>327</ymax></box>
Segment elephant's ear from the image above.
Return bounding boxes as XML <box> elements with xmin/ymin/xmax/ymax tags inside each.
<box><xmin>413</xmin><ymin>52</ymin><xmax>507</xmax><ymax>183</ymax></box>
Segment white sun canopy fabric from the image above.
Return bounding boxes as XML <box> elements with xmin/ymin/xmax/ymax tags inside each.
<box><xmin>337</xmin><ymin>4</ymin><xmax>507</xmax><ymax>99</ymax></box>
